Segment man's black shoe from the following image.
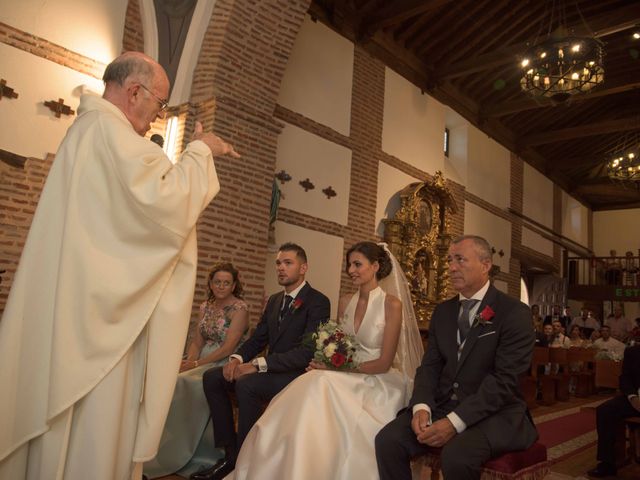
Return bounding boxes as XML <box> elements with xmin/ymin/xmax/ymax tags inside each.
<box><xmin>587</xmin><ymin>462</ymin><xmax>617</xmax><ymax>478</ymax></box>
<box><xmin>190</xmin><ymin>459</ymin><xmax>235</xmax><ymax>480</ymax></box>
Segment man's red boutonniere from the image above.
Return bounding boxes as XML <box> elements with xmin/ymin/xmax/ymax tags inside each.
<box><xmin>472</xmin><ymin>305</ymin><xmax>495</xmax><ymax>328</ymax></box>
<box><xmin>291</xmin><ymin>298</ymin><xmax>303</xmax><ymax>312</ymax></box>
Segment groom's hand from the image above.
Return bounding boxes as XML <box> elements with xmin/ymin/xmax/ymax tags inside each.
<box><xmin>234</xmin><ymin>362</ymin><xmax>258</xmax><ymax>380</ymax></box>
<box><xmin>223</xmin><ymin>358</ymin><xmax>240</xmax><ymax>381</ymax></box>
<box><xmin>418</xmin><ymin>418</ymin><xmax>456</xmax><ymax>447</ymax></box>
<box><xmin>411</xmin><ymin>410</ymin><xmax>430</xmax><ymax>437</ymax></box>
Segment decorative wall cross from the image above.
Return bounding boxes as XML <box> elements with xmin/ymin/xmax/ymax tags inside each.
<box><xmin>44</xmin><ymin>98</ymin><xmax>75</xmax><ymax>118</ymax></box>
<box><xmin>322</xmin><ymin>186</ymin><xmax>337</xmax><ymax>199</ymax></box>
<box><xmin>275</xmin><ymin>170</ymin><xmax>292</xmax><ymax>184</ymax></box>
<box><xmin>299</xmin><ymin>178</ymin><xmax>315</xmax><ymax>192</ymax></box>
<box><xmin>0</xmin><ymin>79</ymin><xmax>19</xmax><ymax>101</ymax></box>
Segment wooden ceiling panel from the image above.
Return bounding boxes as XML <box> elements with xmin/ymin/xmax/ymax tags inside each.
<box><xmin>311</xmin><ymin>0</ymin><xmax>640</xmax><ymax>209</ymax></box>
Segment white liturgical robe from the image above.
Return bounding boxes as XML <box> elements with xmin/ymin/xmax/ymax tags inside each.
<box><xmin>0</xmin><ymin>94</ymin><xmax>220</xmax><ymax>479</ymax></box>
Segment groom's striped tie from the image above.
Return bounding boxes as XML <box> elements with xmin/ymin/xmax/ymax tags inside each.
<box><xmin>458</xmin><ymin>299</ymin><xmax>479</xmax><ymax>343</ymax></box>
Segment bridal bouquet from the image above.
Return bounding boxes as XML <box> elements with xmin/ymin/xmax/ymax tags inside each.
<box><xmin>312</xmin><ymin>320</ymin><xmax>358</xmax><ymax>370</ymax></box>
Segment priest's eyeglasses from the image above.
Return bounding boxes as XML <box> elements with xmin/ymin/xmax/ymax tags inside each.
<box><xmin>139</xmin><ymin>83</ymin><xmax>168</xmax><ymax>111</ymax></box>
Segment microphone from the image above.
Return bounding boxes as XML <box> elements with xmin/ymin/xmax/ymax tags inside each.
<box><xmin>150</xmin><ymin>134</ymin><xmax>164</xmax><ymax>148</ymax></box>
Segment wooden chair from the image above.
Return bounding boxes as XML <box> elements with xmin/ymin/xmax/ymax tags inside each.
<box><xmin>547</xmin><ymin>348</ymin><xmax>571</xmax><ymax>401</ymax></box>
<box><xmin>626</xmin><ymin>417</ymin><xmax>640</xmax><ymax>463</ymax></box>
<box><xmin>419</xmin><ymin>442</ymin><xmax>549</xmax><ymax>480</ymax></box>
<box><xmin>530</xmin><ymin>347</ymin><xmax>556</xmax><ymax>406</ymax></box>
<box><xmin>566</xmin><ymin>347</ymin><xmax>596</xmax><ymax>397</ymax></box>
<box><xmin>594</xmin><ymin>359</ymin><xmax>622</xmax><ymax>390</ymax></box>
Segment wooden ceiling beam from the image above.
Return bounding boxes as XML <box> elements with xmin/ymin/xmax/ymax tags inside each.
<box><xmin>521</xmin><ymin>118</ymin><xmax>640</xmax><ymax>146</ymax></box>
<box><xmin>362</xmin><ymin>0</ymin><xmax>454</xmax><ymax>33</ymax></box>
<box><xmin>439</xmin><ymin>4</ymin><xmax>640</xmax><ymax>80</ymax></box>
<box><xmin>484</xmin><ymin>78</ymin><xmax>640</xmax><ymax>117</ymax></box>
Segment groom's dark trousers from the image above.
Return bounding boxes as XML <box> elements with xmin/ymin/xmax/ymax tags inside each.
<box><xmin>376</xmin><ymin>285</ymin><xmax>538</xmax><ymax>480</ymax></box>
<box><xmin>202</xmin><ymin>283</ymin><xmax>329</xmax><ymax>457</ymax></box>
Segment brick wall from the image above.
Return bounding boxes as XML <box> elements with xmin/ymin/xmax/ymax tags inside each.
<box><xmin>122</xmin><ymin>0</ymin><xmax>144</xmax><ymax>53</ymax></box>
<box><xmin>0</xmin><ymin>155</ymin><xmax>54</xmax><ymax>309</ymax></box>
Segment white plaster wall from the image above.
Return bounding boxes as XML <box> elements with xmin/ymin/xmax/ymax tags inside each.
<box><xmin>276</xmin><ymin>123</ymin><xmax>351</xmax><ymax>225</ymax></box>
<box><xmin>593</xmin><ymin>208</ymin><xmax>640</xmax><ymax>256</ymax></box>
<box><xmin>443</xmin><ymin>108</ymin><xmax>467</xmax><ymax>186</ymax></box>
<box><xmin>0</xmin><ymin>0</ymin><xmax>127</xmax><ymax>63</ymax></box>
<box><xmin>375</xmin><ymin>162</ymin><xmax>421</xmax><ymax>237</ymax></box>
<box><xmin>0</xmin><ymin>44</ymin><xmax>105</xmax><ymax>159</ymax></box>
<box><xmin>264</xmin><ymin>221</ymin><xmax>343</xmax><ymax>319</ymax></box>
<box><xmin>466</xmin><ymin>126</ymin><xmax>510</xmax><ymax>209</ymax></box>
<box><xmin>561</xmin><ymin>190</ymin><xmax>589</xmax><ymax>248</ymax></box>
<box><xmin>463</xmin><ymin>202</ymin><xmax>511</xmax><ymax>274</ymax></box>
<box><xmin>522</xmin><ymin>226</ymin><xmax>554</xmax><ymax>257</ymax></box>
<box><xmin>382</xmin><ymin>68</ymin><xmax>446</xmax><ymax>173</ymax></box>
<box><xmin>277</xmin><ymin>15</ymin><xmax>353</xmax><ymax>136</ymax></box>
<box><xmin>523</xmin><ymin>163</ymin><xmax>553</xmax><ymax>228</ymax></box>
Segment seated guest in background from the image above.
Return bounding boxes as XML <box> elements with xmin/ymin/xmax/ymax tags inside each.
<box><xmin>537</xmin><ymin>323</ymin><xmax>554</xmax><ymax>347</ymax></box>
<box><xmin>605</xmin><ymin>250</ymin><xmax>622</xmax><ymax>285</ymax></box>
<box><xmin>544</xmin><ymin>305</ymin><xmax>570</xmax><ymax>330</ymax></box>
<box><xmin>145</xmin><ymin>263</ymin><xmax>249</xmax><ymax>479</ymax></box>
<box><xmin>571</xmin><ymin>308</ymin><xmax>600</xmax><ymax>340</ymax></box>
<box><xmin>193</xmin><ymin>243</ymin><xmax>330</xmax><ymax>480</ymax></box>
<box><xmin>375</xmin><ymin>235</ymin><xmax>537</xmax><ymax>480</ymax></box>
<box><xmin>567</xmin><ymin>325</ymin><xmax>586</xmax><ymax>348</ymax></box>
<box><xmin>531</xmin><ymin>304</ymin><xmax>544</xmax><ymax>333</ymax></box>
<box><xmin>588</xmin><ymin>329</ymin><xmax>601</xmax><ymax>345</ymax></box>
<box><xmin>592</xmin><ymin>326</ymin><xmax>626</xmax><ymax>360</ymax></box>
<box><xmin>605</xmin><ymin>305</ymin><xmax>631</xmax><ymax>342</ymax></box>
<box><xmin>588</xmin><ymin>344</ymin><xmax>640</xmax><ymax>478</ymax></box>
<box><xmin>630</xmin><ymin>318</ymin><xmax>640</xmax><ymax>343</ymax></box>
<box><xmin>550</xmin><ymin>320</ymin><xmax>570</xmax><ymax>348</ymax></box>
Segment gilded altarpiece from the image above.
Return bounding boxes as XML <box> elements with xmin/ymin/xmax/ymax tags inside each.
<box><xmin>382</xmin><ymin>172</ymin><xmax>457</xmax><ymax>331</ymax></box>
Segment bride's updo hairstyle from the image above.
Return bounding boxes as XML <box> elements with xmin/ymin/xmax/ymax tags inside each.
<box><xmin>346</xmin><ymin>241</ymin><xmax>392</xmax><ymax>280</ymax></box>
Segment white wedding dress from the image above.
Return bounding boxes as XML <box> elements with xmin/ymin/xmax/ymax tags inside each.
<box><xmin>232</xmin><ymin>286</ymin><xmax>408</xmax><ymax>480</ymax></box>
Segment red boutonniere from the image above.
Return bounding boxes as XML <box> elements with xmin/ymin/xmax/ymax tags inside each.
<box><xmin>472</xmin><ymin>305</ymin><xmax>495</xmax><ymax>328</ymax></box>
<box><xmin>291</xmin><ymin>298</ymin><xmax>303</xmax><ymax>312</ymax></box>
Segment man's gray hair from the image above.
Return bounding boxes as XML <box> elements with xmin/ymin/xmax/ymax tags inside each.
<box><xmin>451</xmin><ymin>235</ymin><xmax>493</xmax><ymax>261</ymax></box>
<box><xmin>103</xmin><ymin>55</ymin><xmax>154</xmax><ymax>86</ymax></box>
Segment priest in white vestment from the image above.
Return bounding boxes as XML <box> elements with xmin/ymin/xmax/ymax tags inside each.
<box><xmin>0</xmin><ymin>52</ymin><xmax>239</xmax><ymax>480</ymax></box>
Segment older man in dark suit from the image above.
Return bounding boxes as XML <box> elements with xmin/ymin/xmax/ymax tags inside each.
<box><xmin>588</xmin><ymin>344</ymin><xmax>640</xmax><ymax>478</ymax></box>
<box><xmin>376</xmin><ymin>235</ymin><xmax>537</xmax><ymax>480</ymax></box>
<box><xmin>192</xmin><ymin>242</ymin><xmax>330</xmax><ymax>480</ymax></box>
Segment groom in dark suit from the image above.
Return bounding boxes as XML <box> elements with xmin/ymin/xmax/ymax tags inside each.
<box><xmin>376</xmin><ymin>235</ymin><xmax>537</xmax><ymax>480</ymax></box>
<box><xmin>192</xmin><ymin>242</ymin><xmax>330</xmax><ymax>480</ymax></box>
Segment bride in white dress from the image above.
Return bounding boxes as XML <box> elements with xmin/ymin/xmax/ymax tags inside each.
<box><xmin>231</xmin><ymin>242</ymin><xmax>423</xmax><ymax>480</ymax></box>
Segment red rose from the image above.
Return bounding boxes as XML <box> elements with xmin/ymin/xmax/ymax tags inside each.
<box><xmin>480</xmin><ymin>305</ymin><xmax>495</xmax><ymax>322</ymax></box>
<box><xmin>331</xmin><ymin>352</ymin><xmax>346</xmax><ymax>368</ymax></box>
<box><xmin>292</xmin><ymin>299</ymin><xmax>303</xmax><ymax>311</ymax></box>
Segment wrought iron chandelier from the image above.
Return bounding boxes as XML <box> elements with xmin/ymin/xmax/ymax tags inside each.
<box><xmin>519</xmin><ymin>1</ymin><xmax>605</xmax><ymax>102</ymax></box>
<box><xmin>606</xmin><ymin>134</ymin><xmax>640</xmax><ymax>183</ymax></box>
<box><xmin>520</xmin><ymin>35</ymin><xmax>604</xmax><ymax>102</ymax></box>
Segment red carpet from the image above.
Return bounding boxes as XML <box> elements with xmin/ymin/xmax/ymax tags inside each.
<box><xmin>536</xmin><ymin>409</ymin><xmax>596</xmax><ymax>448</ymax></box>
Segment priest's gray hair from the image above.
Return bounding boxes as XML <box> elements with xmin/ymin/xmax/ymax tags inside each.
<box><xmin>451</xmin><ymin>235</ymin><xmax>493</xmax><ymax>262</ymax></box>
<box><xmin>103</xmin><ymin>54</ymin><xmax>155</xmax><ymax>86</ymax></box>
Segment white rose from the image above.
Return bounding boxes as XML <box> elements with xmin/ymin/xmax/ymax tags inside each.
<box><xmin>323</xmin><ymin>343</ymin><xmax>337</xmax><ymax>358</ymax></box>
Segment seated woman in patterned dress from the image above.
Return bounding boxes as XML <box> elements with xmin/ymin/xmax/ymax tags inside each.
<box><xmin>145</xmin><ymin>262</ymin><xmax>249</xmax><ymax>479</ymax></box>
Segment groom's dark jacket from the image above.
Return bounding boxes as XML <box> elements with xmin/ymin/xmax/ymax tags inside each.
<box><xmin>236</xmin><ymin>282</ymin><xmax>330</xmax><ymax>373</ymax></box>
<box><xmin>410</xmin><ymin>284</ymin><xmax>537</xmax><ymax>454</ymax></box>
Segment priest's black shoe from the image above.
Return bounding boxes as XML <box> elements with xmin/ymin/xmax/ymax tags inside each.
<box><xmin>190</xmin><ymin>459</ymin><xmax>235</xmax><ymax>480</ymax></box>
<box><xmin>587</xmin><ymin>462</ymin><xmax>617</xmax><ymax>478</ymax></box>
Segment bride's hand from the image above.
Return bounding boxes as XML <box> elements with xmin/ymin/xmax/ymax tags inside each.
<box><xmin>306</xmin><ymin>360</ymin><xmax>328</xmax><ymax>371</ymax></box>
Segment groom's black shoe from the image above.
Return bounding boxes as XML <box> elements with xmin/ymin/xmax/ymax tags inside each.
<box><xmin>190</xmin><ymin>458</ymin><xmax>235</xmax><ymax>480</ymax></box>
<box><xmin>587</xmin><ymin>462</ymin><xmax>617</xmax><ymax>478</ymax></box>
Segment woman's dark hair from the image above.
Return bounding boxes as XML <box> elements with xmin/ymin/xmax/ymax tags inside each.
<box><xmin>345</xmin><ymin>242</ymin><xmax>392</xmax><ymax>280</ymax></box>
<box><xmin>206</xmin><ymin>262</ymin><xmax>244</xmax><ymax>300</ymax></box>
